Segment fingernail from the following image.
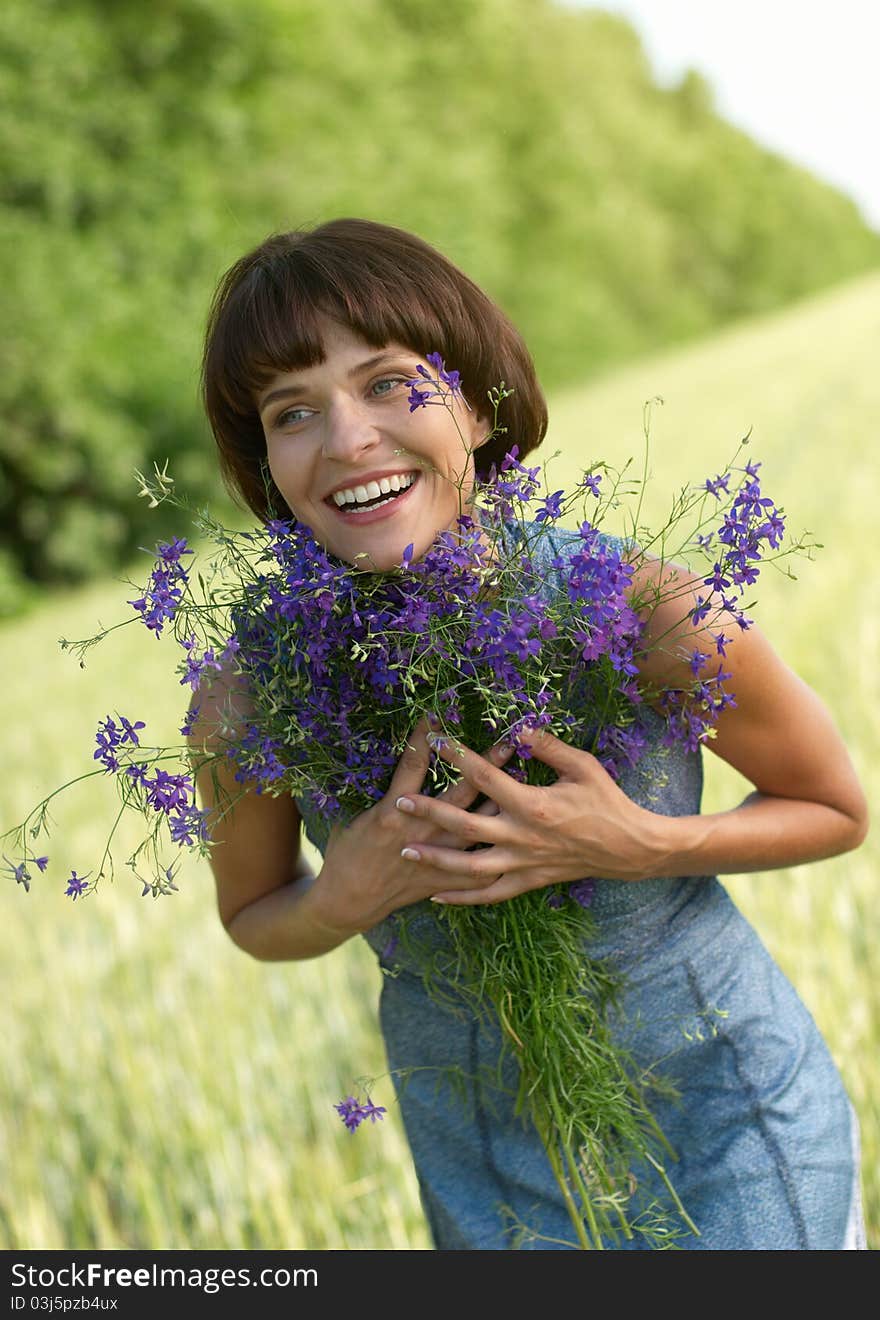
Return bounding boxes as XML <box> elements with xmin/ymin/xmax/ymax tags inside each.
<box><xmin>400</xmin><ymin>848</ymin><xmax>420</xmax><ymax>861</ymax></box>
<box><xmin>395</xmin><ymin>797</ymin><xmax>415</xmax><ymax>813</ymax></box>
<box><xmin>494</xmin><ymin>742</ymin><xmax>513</xmax><ymax>758</ymax></box>
<box><xmin>426</xmin><ymin>712</ymin><xmax>441</xmax><ymax>729</ymax></box>
<box><xmin>430</xmin><ymin>896</ymin><xmax>448</xmax><ymax>904</ymax></box>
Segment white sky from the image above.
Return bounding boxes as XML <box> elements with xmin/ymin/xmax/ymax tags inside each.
<box><xmin>570</xmin><ymin>1</ymin><xmax>880</xmax><ymax>229</ymax></box>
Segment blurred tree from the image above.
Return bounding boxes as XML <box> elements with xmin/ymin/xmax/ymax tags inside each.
<box><xmin>1</xmin><ymin>0</ymin><xmax>877</xmax><ymax>610</ymax></box>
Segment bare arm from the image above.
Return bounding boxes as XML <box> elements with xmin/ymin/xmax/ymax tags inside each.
<box><xmin>188</xmin><ymin>671</ymin><xmax>352</xmax><ymax>961</ymax></box>
<box><xmin>632</xmin><ymin>559</ymin><xmax>869</xmax><ymax>876</ymax></box>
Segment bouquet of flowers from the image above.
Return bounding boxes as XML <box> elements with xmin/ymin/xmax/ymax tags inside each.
<box><xmin>3</xmin><ymin>363</ymin><xmax>811</xmax><ymax>1249</ymax></box>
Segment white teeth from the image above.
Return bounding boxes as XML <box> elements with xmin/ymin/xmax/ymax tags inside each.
<box><xmin>331</xmin><ymin>473</ymin><xmax>416</xmax><ymax>509</ymax></box>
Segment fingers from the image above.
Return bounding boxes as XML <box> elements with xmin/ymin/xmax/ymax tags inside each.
<box><xmin>385</xmin><ymin>716</ymin><xmax>433</xmax><ymax>799</ymax></box>
<box><xmin>431</xmin><ymin>874</ymin><xmax>525</xmax><ymax>906</ymax></box>
<box><xmin>437</xmin><ymin>739</ymin><xmax>515</xmax><ymax>809</ymax></box>
<box><xmin>423</xmin><ymin>731</ymin><xmax>528</xmax><ymax>814</ymax></box>
<box><xmin>388</xmin><ymin>719</ymin><xmax>515</xmax><ymax>811</ymax></box>
<box><xmin>403</xmin><ymin>789</ymin><xmax>502</xmax><ymax>853</ymax></box>
<box><xmin>401</xmin><ymin>838</ymin><xmax>518</xmax><ymax>879</ymax></box>
<box><xmin>397</xmin><ymin>793</ymin><xmax>508</xmax><ymax>848</ymax></box>
<box><xmin>393</xmin><ymin>741</ymin><xmax>515</xmax><ymax>841</ymax></box>
<box><xmin>509</xmin><ymin>726</ymin><xmax>597</xmax><ymax>781</ymax></box>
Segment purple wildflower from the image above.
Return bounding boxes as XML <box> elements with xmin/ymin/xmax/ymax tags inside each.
<box><xmin>496</xmin><ymin>448</ymin><xmax>541</xmax><ymax>503</ymax></box>
<box><xmin>94</xmin><ymin>717</ymin><xmax>121</xmax><ymax>773</ymax></box>
<box><xmin>759</xmin><ymin>509</ymin><xmax>786</xmax><ymax>547</ymax></box>
<box><xmin>157</xmin><ymin>537</ymin><xmax>191</xmax><ymax>565</ymax></box>
<box><xmin>690</xmin><ymin>595</ymin><xmax>712</xmax><ymax>626</ymax></box>
<box><xmin>569</xmin><ymin>879</ymin><xmax>596</xmax><ymax>909</ymax></box>
<box><xmin>178</xmin><ymin>637</ymin><xmax>223</xmax><ymax>691</ymax></box>
<box><xmin>65</xmin><ymin>871</ymin><xmax>89</xmax><ymax>900</ymax></box>
<box><xmin>167</xmin><ymin>805</ymin><xmax>210</xmax><ymax>847</ymax></box>
<box><xmin>129</xmin><ymin>539</ymin><xmax>193</xmax><ymax>636</ymax></box>
<box><xmin>94</xmin><ymin>714</ymin><xmax>144</xmax><ymax>773</ymax></box>
<box><xmin>704</xmin><ymin>473</ymin><xmax>731</xmax><ymax>499</ymax></box>
<box><xmin>230</xmin><ymin>727</ymin><xmax>289</xmax><ymax>793</ymax></box>
<box><xmin>334</xmin><ymin>1095</ymin><xmax>386</xmax><ymax>1132</ymax></box>
<box><xmin>4</xmin><ymin>855</ymin><xmax>31</xmax><ymax>890</ymax></box>
<box><xmin>121</xmin><ymin>716</ymin><xmax>145</xmax><ymax>745</ymax></box>
<box><xmin>180</xmin><ymin>704</ymin><xmax>201</xmax><ymax>737</ymax></box>
<box><xmin>334</xmin><ymin>1097</ymin><xmax>363</xmax><ymax>1132</ymax></box>
<box><xmin>534</xmin><ymin>490</ymin><xmax>566</xmax><ymax>523</ymax></box>
<box><xmin>703</xmin><ymin>563</ymin><xmax>732</xmax><ymax>594</ymax></box>
<box><xmin>425</xmin><ymin>352</ymin><xmax>463</xmax><ymax>395</ymax></box>
<box><xmin>579</xmin><ymin>473</ymin><xmax>602</xmax><ymax>498</ymax></box>
<box><xmin>143</xmin><ymin>769</ymin><xmax>194</xmax><ymax>814</ymax></box>
<box><xmin>689</xmin><ymin>648</ymin><xmax>711</xmax><ymax>676</ymax></box>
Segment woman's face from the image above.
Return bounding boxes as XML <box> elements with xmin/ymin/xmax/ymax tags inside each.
<box><xmin>257</xmin><ymin>317</ymin><xmax>489</xmax><ymax>571</ymax></box>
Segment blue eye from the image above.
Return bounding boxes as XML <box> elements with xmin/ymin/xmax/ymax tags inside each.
<box><xmin>371</xmin><ymin>377</ymin><xmax>403</xmax><ymax>397</ymax></box>
<box><xmin>276</xmin><ymin>406</ymin><xmax>313</xmax><ymax>427</ymax></box>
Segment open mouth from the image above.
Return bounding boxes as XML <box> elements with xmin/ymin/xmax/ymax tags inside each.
<box><xmin>327</xmin><ymin>472</ymin><xmax>420</xmax><ymax>520</ymax></box>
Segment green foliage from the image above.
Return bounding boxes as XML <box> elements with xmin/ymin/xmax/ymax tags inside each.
<box><xmin>3</xmin><ymin>0</ymin><xmax>878</xmax><ymax>607</ymax></box>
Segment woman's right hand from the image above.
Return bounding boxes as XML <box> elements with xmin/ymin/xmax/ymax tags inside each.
<box><xmin>313</xmin><ymin>716</ymin><xmax>511</xmax><ymax>937</ymax></box>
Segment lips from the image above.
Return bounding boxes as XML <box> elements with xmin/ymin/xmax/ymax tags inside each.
<box><xmin>324</xmin><ymin>469</ymin><xmax>420</xmax><ymax>503</ymax></box>
<box><xmin>327</xmin><ymin>472</ymin><xmax>421</xmax><ymax>525</ymax></box>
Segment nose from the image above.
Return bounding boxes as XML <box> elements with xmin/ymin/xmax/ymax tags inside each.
<box><xmin>320</xmin><ymin>394</ymin><xmax>381</xmax><ymax>462</ymax></box>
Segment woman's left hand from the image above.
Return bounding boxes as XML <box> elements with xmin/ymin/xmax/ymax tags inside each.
<box><xmin>394</xmin><ymin>727</ymin><xmax>671</xmax><ymax>904</ymax></box>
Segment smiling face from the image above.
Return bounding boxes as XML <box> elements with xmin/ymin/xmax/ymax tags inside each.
<box><xmin>257</xmin><ymin>318</ymin><xmax>490</xmax><ymax>571</ymax></box>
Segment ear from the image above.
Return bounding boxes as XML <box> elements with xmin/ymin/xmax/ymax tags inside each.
<box><xmin>472</xmin><ymin>413</ymin><xmax>493</xmax><ymax>450</ymax></box>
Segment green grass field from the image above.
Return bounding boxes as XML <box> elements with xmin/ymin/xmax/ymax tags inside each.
<box><xmin>2</xmin><ymin>270</ymin><xmax>878</xmax><ymax>1250</ymax></box>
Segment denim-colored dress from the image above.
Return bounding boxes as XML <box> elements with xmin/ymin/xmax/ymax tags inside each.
<box><xmin>297</xmin><ymin>520</ymin><xmax>865</xmax><ymax>1250</ymax></box>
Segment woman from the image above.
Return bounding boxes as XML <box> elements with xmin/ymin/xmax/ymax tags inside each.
<box><xmin>193</xmin><ymin>218</ymin><xmax>868</xmax><ymax>1249</ymax></box>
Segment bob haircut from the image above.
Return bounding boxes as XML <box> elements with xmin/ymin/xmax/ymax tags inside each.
<box><xmin>201</xmin><ymin>218</ymin><xmax>548</xmax><ymax>520</ymax></box>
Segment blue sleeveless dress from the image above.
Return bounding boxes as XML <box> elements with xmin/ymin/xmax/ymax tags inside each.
<box><xmin>296</xmin><ymin>520</ymin><xmax>864</xmax><ymax>1250</ymax></box>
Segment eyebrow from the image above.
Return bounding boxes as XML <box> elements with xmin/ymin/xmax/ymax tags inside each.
<box><xmin>258</xmin><ymin>351</ymin><xmax>408</xmax><ymax>414</ymax></box>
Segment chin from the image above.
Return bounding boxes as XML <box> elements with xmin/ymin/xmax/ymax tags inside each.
<box><xmin>351</xmin><ymin>543</ymin><xmax>423</xmax><ymax>573</ymax></box>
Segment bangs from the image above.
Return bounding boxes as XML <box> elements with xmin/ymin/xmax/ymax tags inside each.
<box><xmin>210</xmin><ymin>234</ymin><xmax>462</xmax><ymax>419</ymax></box>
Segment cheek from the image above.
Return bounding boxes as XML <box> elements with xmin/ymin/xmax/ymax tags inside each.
<box><xmin>266</xmin><ymin>448</ymin><xmax>305</xmax><ymax>501</ymax></box>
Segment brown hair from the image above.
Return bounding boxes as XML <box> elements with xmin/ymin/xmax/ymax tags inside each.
<box><xmin>201</xmin><ymin>218</ymin><xmax>548</xmax><ymax>519</ymax></box>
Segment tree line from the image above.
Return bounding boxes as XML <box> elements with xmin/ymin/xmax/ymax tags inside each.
<box><xmin>2</xmin><ymin>0</ymin><xmax>877</xmax><ymax>610</ymax></box>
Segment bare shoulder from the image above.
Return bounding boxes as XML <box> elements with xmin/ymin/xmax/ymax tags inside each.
<box><xmin>625</xmin><ymin>552</ymin><xmax>867</xmax><ymax>827</ymax></box>
<box><xmin>188</xmin><ymin>658</ymin><xmax>256</xmax><ymax>748</ymax></box>
<box><xmin>625</xmin><ymin>548</ymin><xmax>796</xmax><ymax>720</ymax></box>
<box><xmin>624</xmin><ymin>552</ymin><xmax>716</xmax><ymax>692</ymax></box>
